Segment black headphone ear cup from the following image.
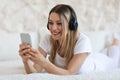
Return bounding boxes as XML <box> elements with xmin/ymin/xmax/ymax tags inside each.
<box><xmin>73</xmin><ymin>20</ymin><xmax>78</xmax><ymax>30</ymax></box>
<box><xmin>69</xmin><ymin>20</ymin><xmax>73</xmax><ymax>30</ymax></box>
<box><xmin>69</xmin><ymin>19</ymin><xmax>78</xmax><ymax>30</ymax></box>
<box><xmin>68</xmin><ymin>7</ymin><xmax>78</xmax><ymax>31</ymax></box>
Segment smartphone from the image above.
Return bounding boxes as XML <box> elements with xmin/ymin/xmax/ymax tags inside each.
<box><xmin>20</xmin><ymin>33</ymin><xmax>32</xmax><ymax>46</ymax></box>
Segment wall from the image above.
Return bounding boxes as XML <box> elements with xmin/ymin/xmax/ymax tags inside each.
<box><xmin>0</xmin><ymin>0</ymin><xmax>119</xmax><ymax>34</ymax></box>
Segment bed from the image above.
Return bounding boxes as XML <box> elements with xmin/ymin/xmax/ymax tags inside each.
<box><xmin>0</xmin><ymin>59</ymin><xmax>120</xmax><ymax>80</ymax></box>
<box><xmin>0</xmin><ymin>29</ymin><xmax>120</xmax><ymax>80</ymax></box>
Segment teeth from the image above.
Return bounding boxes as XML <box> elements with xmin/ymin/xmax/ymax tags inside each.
<box><xmin>53</xmin><ymin>33</ymin><xmax>58</xmax><ymax>34</ymax></box>
<box><xmin>52</xmin><ymin>32</ymin><xmax>59</xmax><ymax>35</ymax></box>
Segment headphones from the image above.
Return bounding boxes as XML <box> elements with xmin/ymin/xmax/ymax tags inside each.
<box><xmin>47</xmin><ymin>5</ymin><xmax>78</xmax><ymax>31</ymax></box>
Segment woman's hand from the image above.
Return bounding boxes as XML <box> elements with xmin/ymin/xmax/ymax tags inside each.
<box><xmin>19</xmin><ymin>43</ymin><xmax>31</xmax><ymax>63</ymax></box>
<box><xmin>26</xmin><ymin>47</ymin><xmax>46</xmax><ymax>66</ymax></box>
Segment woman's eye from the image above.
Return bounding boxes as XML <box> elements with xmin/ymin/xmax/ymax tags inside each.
<box><xmin>57</xmin><ymin>22</ymin><xmax>62</xmax><ymax>26</ymax></box>
<box><xmin>48</xmin><ymin>22</ymin><xmax>53</xmax><ymax>25</ymax></box>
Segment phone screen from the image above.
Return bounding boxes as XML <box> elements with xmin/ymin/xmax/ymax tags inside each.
<box><xmin>20</xmin><ymin>33</ymin><xmax>32</xmax><ymax>46</ymax></box>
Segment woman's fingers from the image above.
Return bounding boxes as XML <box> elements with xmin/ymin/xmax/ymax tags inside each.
<box><xmin>27</xmin><ymin>51</ymin><xmax>36</xmax><ymax>57</ymax></box>
<box><xmin>19</xmin><ymin>48</ymin><xmax>30</xmax><ymax>56</ymax></box>
<box><xmin>27</xmin><ymin>48</ymin><xmax>40</xmax><ymax>57</ymax></box>
<box><xmin>19</xmin><ymin>43</ymin><xmax>31</xmax><ymax>55</ymax></box>
<box><xmin>19</xmin><ymin>43</ymin><xmax>31</xmax><ymax>51</ymax></box>
<box><xmin>30</xmin><ymin>48</ymin><xmax>38</xmax><ymax>54</ymax></box>
<box><xmin>19</xmin><ymin>45</ymin><xmax>42</xmax><ymax>62</ymax></box>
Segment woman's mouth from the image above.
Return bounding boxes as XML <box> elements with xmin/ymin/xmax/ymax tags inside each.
<box><xmin>51</xmin><ymin>32</ymin><xmax>61</xmax><ymax>39</ymax></box>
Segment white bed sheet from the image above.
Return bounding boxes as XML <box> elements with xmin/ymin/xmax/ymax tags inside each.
<box><xmin>0</xmin><ymin>60</ymin><xmax>25</xmax><ymax>75</ymax></box>
<box><xmin>0</xmin><ymin>69</ymin><xmax>120</xmax><ymax>80</ymax></box>
<box><xmin>0</xmin><ymin>60</ymin><xmax>120</xmax><ymax>80</ymax></box>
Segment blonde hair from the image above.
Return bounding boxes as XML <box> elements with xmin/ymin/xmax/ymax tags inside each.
<box><xmin>49</xmin><ymin>4</ymin><xmax>78</xmax><ymax>65</ymax></box>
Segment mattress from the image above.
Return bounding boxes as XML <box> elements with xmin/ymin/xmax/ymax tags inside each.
<box><xmin>0</xmin><ymin>60</ymin><xmax>25</xmax><ymax>75</ymax></box>
<box><xmin>0</xmin><ymin>69</ymin><xmax>120</xmax><ymax>80</ymax></box>
<box><xmin>0</xmin><ymin>60</ymin><xmax>120</xmax><ymax>80</ymax></box>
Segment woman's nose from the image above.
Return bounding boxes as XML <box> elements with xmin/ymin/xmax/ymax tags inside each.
<box><xmin>52</xmin><ymin>24</ymin><xmax>57</xmax><ymax>30</ymax></box>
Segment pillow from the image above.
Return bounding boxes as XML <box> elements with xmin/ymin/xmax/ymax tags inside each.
<box><xmin>0</xmin><ymin>33</ymin><xmax>21</xmax><ymax>60</ymax></box>
<box><xmin>83</xmin><ymin>31</ymin><xmax>108</xmax><ymax>53</ymax></box>
<box><xmin>0</xmin><ymin>32</ymin><xmax>38</xmax><ymax>60</ymax></box>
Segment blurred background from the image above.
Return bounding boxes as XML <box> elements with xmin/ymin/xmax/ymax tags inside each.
<box><xmin>0</xmin><ymin>0</ymin><xmax>119</xmax><ymax>33</ymax></box>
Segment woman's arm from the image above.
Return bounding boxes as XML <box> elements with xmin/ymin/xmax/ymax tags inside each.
<box><xmin>42</xmin><ymin>53</ymin><xmax>89</xmax><ymax>75</ymax></box>
<box><xmin>23</xmin><ymin>60</ymin><xmax>38</xmax><ymax>74</ymax></box>
<box><xmin>30</xmin><ymin>47</ymin><xmax>47</xmax><ymax>73</ymax></box>
<box><xmin>28</xmin><ymin>47</ymin><xmax>89</xmax><ymax>75</ymax></box>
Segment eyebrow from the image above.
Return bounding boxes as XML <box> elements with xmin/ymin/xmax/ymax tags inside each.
<box><xmin>48</xmin><ymin>19</ymin><xmax>61</xmax><ymax>22</ymax></box>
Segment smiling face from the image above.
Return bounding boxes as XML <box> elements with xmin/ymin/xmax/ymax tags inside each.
<box><xmin>48</xmin><ymin>12</ymin><xmax>64</xmax><ymax>40</ymax></box>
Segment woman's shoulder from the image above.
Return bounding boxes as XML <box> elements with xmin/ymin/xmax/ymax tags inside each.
<box><xmin>76</xmin><ymin>32</ymin><xmax>92</xmax><ymax>47</ymax></box>
<box><xmin>74</xmin><ymin>32</ymin><xmax>92</xmax><ymax>54</ymax></box>
<box><xmin>77</xmin><ymin>32</ymin><xmax>90</xmax><ymax>42</ymax></box>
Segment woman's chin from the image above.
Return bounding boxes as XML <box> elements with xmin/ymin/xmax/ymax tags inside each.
<box><xmin>52</xmin><ymin>36</ymin><xmax>60</xmax><ymax>40</ymax></box>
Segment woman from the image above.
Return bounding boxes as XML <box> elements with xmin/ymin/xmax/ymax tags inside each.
<box><xmin>19</xmin><ymin>4</ymin><xmax>119</xmax><ymax>75</ymax></box>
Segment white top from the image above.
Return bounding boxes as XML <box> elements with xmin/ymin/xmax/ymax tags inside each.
<box><xmin>39</xmin><ymin>33</ymin><xmax>95</xmax><ymax>74</ymax></box>
<box><xmin>39</xmin><ymin>33</ymin><xmax>92</xmax><ymax>55</ymax></box>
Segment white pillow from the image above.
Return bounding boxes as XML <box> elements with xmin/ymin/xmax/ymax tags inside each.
<box><xmin>83</xmin><ymin>31</ymin><xmax>108</xmax><ymax>53</ymax></box>
<box><xmin>0</xmin><ymin>32</ymin><xmax>38</xmax><ymax>60</ymax></box>
<box><xmin>0</xmin><ymin>33</ymin><xmax>21</xmax><ymax>60</ymax></box>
